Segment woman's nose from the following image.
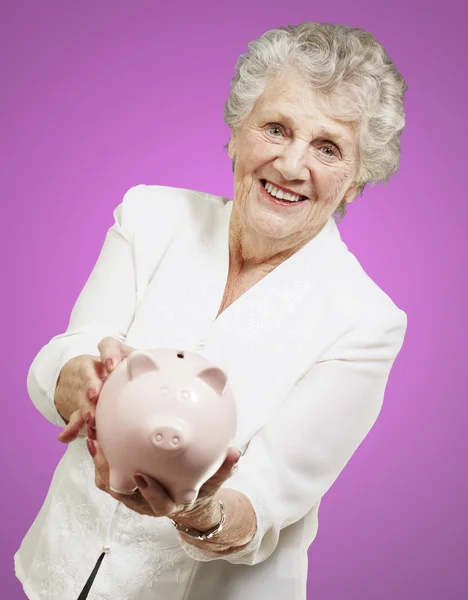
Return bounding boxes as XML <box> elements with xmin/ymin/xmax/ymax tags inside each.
<box><xmin>272</xmin><ymin>141</ymin><xmax>310</xmax><ymax>181</ymax></box>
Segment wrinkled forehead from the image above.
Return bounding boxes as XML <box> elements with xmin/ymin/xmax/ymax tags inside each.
<box><xmin>250</xmin><ymin>69</ymin><xmax>361</xmax><ymax>142</ymax></box>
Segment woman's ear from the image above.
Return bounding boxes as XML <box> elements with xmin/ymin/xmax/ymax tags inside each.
<box><xmin>227</xmin><ymin>132</ymin><xmax>237</xmax><ymax>160</ymax></box>
<box><xmin>343</xmin><ymin>180</ymin><xmax>361</xmax><ymax>205</ymax></box>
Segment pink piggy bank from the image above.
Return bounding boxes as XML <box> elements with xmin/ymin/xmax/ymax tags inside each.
<box><xmin>95</xmin><ymin>348</ymin><xmax>237</xmax><ymax>504</ymax></box>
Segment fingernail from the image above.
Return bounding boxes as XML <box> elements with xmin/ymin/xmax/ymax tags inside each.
<box><xmin>231</xmin><ymin>464</ymin><xmax>239</xmax><ymax>475</ymax></box>
<box><xmin>86</xmin><ymin>439</ymin><xmax>96</xmax><ymax>457</ymax></box>
<box><xmin>84</xmin><ymin>412</ymin><xmax>91</xmax><ymax>424</ymax></box>
<box><xmin>87</xmin><ymin>387</ymin><xmax>96</xmax><ymax>400</ymax></box>
<box><xmin>88</xmin><ymin>425</ymin><xmax>97</xmax><ymax>441</ymax></box>
<box><xmin>134</xmin><ymin>475</ymin><xmax>147</xmax><ymax>489</ymax></box>
<box><xmin>105</xmin><ymin>358</ymin><xmax>114</xmax><ymax>372</ymax></box>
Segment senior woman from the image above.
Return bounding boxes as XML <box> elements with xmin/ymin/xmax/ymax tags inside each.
<box><xmin>15</xmin><ymin>21</ymin><xmax>408</xmax><ymax>600</ymax></box>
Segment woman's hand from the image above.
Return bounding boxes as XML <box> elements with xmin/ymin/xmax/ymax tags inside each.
<box><xmin>87</xmin><ymin>437</ymin><xmax>241</xmax><ymax>523</ymax></box>
<box><xmin>97</xmin><ymin>336</ymin><xmax>136</xmax><ymax>377</ymax></box>
<box><xmin>57</xmin><ymin>337</ymin><xmax>135</xmax><ymax>444</ymax></box>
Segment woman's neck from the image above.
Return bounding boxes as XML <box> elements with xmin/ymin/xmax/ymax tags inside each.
<box><xmin>227</xmin><ymin>207</ymin><xmax>316</xmax><ymax>275</ymax></box>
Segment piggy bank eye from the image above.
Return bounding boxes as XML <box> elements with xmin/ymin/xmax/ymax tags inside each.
<box><xmin>180</xmin><ymin>390</ymin><xmax>191</xmax><ymax>401</ymax></box>
<box><xmin>159</xmin><ymin>387</ymin><xmax>170</xmax><ymax>396</ymax></box>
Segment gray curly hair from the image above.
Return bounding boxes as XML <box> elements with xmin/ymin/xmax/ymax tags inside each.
<box><xmin>224</xmin><ymin>22</ymin><xmax>408</xmax><ymax>220</ymax></box>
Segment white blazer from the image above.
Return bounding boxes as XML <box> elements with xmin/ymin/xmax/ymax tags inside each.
<box><xmin>15</xmin><ymin>184</ymin><xmax>407</xmax><ymax>600</ymax></box>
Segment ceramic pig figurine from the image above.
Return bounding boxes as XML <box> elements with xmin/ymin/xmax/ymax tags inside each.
<box><xmin>95</xmin><ymin>348</ymin><xmax>237</xmax><ymax>504</ymax></box>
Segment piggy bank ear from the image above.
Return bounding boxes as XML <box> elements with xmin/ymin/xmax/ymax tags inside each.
<box><xmin>127</xmin><ymin>351</ymin><xmax>160</xmax><ymax>380</ymax></box>
<box><xmin>196</xmin><ymin>367</ymin><xmax>228</xmax><ymax>396</ymax></box>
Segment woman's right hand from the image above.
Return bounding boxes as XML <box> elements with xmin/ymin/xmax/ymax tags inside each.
<box><xmin>56</xmin><ymin>337</ymin><xmax>135</xmax><ymax>444</ymax></box>
<box><xmin>55</xmin><ymin>354</ymin><xmax>107</xmax><ymax>444</ymax></box>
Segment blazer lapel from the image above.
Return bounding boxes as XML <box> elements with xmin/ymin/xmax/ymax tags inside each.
<box><xmin>200</xmin><ymin>207</ymin><xmax>347</xmax><ymax>445</ymax></box>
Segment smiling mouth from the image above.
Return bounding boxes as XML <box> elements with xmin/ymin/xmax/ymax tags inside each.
<box><xmin>260</xmin><ymin>179</ymin><xmax>308</xmax><ymax>203</ymax></box>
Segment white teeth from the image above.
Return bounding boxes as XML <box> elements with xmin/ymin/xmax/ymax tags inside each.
<box><xmin>263</xmin><ymin>181</ymin><xmax>302</xmax><ymax>202</ymax></box>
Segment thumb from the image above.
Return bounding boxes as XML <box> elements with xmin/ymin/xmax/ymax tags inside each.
<box><xmin>98</xmin><ymin>337</ymin><xmax>135</xmax><ymax>375</ymax></box>
<box><xmin>57</xmin><ymin>410</ymin><xmax>84</xmax><ymax>443</ymax></box>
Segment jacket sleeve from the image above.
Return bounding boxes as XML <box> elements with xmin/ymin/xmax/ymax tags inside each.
<box><xmin>27</xmin><ymin>185</ymin><xmax>146</xmax><ymax>427</ymax></box>
<box><xmin>178</xmin><ymin>309</ymin><xmax>408</xmax><ymax>565</ymax></box>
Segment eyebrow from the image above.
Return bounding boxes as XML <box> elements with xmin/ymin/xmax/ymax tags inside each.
<box><xmin>316</xmin><ymin>127</ymin><xmax>345</xmax><ymax>142</ymax></box>
<box><xmin>265</xmin><ymin>112</ymin><xmax>347</xmax><ymax>143</ymax></box>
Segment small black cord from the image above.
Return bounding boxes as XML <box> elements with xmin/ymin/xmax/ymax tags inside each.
<box><xmin>76</xmin><ymin>552</ymin><xmax>106</xmax><ymax>600</ymax></box>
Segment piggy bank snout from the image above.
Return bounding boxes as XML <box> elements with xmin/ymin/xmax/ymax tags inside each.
<box><xmin>149</xmin><ymin>419</ymin><xmax>191</xmax><ymax>451</ymax></box>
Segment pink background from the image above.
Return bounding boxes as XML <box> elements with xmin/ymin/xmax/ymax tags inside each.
<box><xmin>2</xmin><ymin>0</ymin><xmax>466</xmax><ymax>598</ymax></box>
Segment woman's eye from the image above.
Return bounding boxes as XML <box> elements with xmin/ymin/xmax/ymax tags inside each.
<box><xmin>320</xmin><ymin>144</ymin><xmax>338</xmax><ymax>158</ymax></box>
<box><xmin>266</xmin><ymin>125</ymin><xmax>283</xmax><ymax>137</ymax></box>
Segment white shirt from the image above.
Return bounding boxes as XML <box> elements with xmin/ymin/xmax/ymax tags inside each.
<box><xmin>15</xmin><ymin>184</ymin><xmax>407</xmax><ymax>600</ymax></box>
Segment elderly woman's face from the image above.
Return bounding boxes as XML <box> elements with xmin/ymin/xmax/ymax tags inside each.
<box><xmin>228</xmin><ymin>69</ymin><xmax>360</xmax><ymax>245</ymax></box>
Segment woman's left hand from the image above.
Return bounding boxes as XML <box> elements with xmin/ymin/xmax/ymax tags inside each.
<box><xmin>86</xmin><ymin>438</ymin><xmax>241</xmax><ymax>521</ymax></box>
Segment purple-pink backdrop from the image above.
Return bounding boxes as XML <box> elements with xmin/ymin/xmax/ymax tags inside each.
<box><xmin>3</xmin><ymin>1</ymin><xmax>466</xmax><ymax>598</ymax></box>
